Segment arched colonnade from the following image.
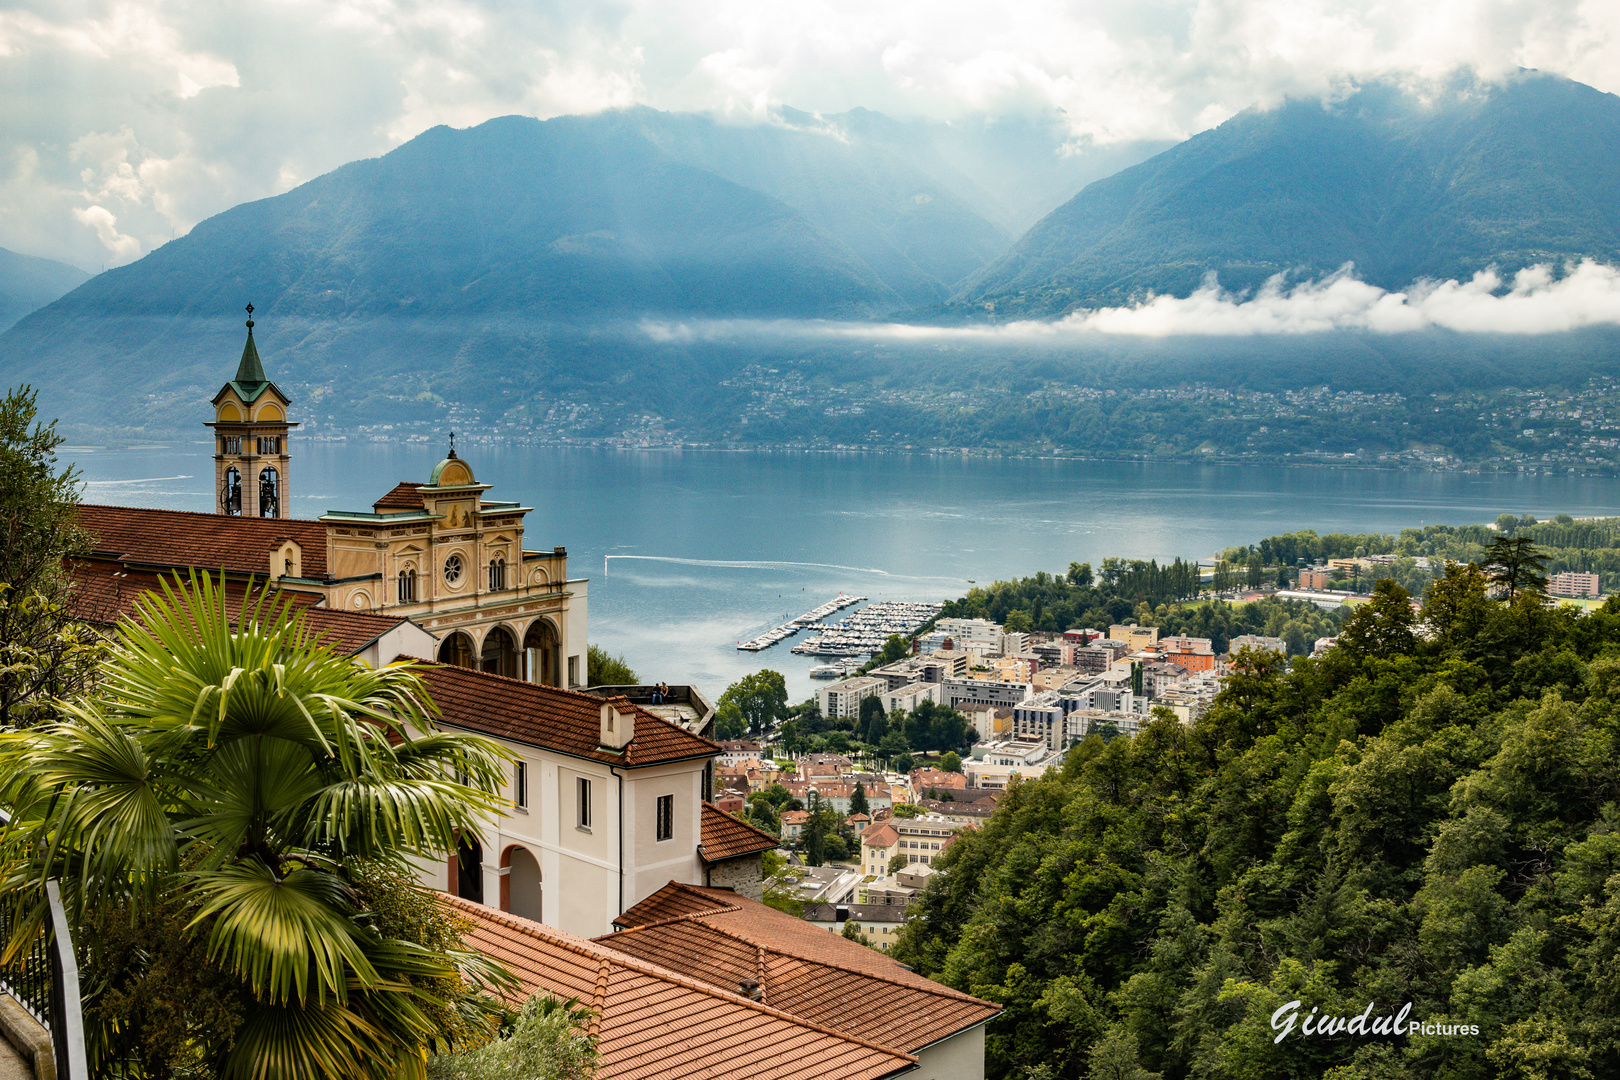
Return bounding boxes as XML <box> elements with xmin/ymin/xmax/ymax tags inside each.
<box><xmin>437</xmin><ymin>617</ymin><xmax>561</xmax><ymax>685</ymax></box>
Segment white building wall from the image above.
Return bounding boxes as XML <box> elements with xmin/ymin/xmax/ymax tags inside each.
<box><xmin>914</xmin><ymin>1024</ymin><xmax>988</xmax><ymax>1080</ymax></box>
<box><xmin>564</xmin><ymin>577</ymin><xmax>590</xmax><ymax>687</ymax></box>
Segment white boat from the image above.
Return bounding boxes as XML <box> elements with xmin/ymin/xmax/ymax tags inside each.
<box><xmin>808</xmin><ymin>664</ymin><xmax>842</xmax><ymax>678</ymax></box>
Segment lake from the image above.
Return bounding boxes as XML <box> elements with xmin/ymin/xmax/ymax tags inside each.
<box><xmin>70</xmin><ymin>439</ymin><xmax>1620</xmax><ymax>702</ymax></box>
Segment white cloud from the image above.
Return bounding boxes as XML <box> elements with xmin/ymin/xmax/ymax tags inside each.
<box><xmin>70</xmin><ymin>204</ymin><xmax>140</xmax><ymax>258</ymax></box>
<box><xmin>1060</xmin><ymin>261</ymin><xmax>1620</xmax><ymax>335</ymax></box>
<box><xmin>638</xmin><ymin>261</ymin><xmax>1620</xmax><ymax>341</ymax></box>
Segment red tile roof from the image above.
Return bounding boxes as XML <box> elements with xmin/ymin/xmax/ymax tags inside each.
<box><xmin>604</xmin><ymin>883</ymin><xmax>999</xmax><ymax>1053</ymax></box>
<box><xmin>419</xmin><ymin>663</ymin><xmax>720</xmax><ymax>768</ymax></box>
<box><xmin>77</xmin><ymin>503</ymin><xmax>330</xmax><ymax>579</ymax></box>
<box><xmin>444</xmin><ymin>896</ymin><xmax>916</xmax><ymax>1080</ymax></box>
<box><xmin>67</xmin><ymin>560</ymin><xmax>418</xmax><ymax>657</ymax></box>
<box><xmin>699</xmin><ymin>802</ymin><xmax>779</xmax><ymax>863</ymax></box>
<box><xmin>373</xmin><ymin>482</ymin><xmax>426</xmax><ymax>512</ymax></box>
<box><xmin>860</xmin><ymin>823</ymin><xmax>899</xmax><ymax>848</ymax></box>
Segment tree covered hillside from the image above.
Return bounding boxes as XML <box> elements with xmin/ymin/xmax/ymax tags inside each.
<box><xmin>895</xmin><ymin>571</ymin><xmax>1620</xmax><ymax>1079</ymax></box>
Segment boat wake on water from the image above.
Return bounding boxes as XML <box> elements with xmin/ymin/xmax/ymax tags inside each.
<box><xmin>604</xmin><ymin>555</ymin><xmax>891</xmax><ymax>576</ymax></box>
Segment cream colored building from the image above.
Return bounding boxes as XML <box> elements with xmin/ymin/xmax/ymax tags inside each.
<box><xmin>192</xmin><ymin>316</ymin><xmax>588</xmax><ymax>687</ymax></box>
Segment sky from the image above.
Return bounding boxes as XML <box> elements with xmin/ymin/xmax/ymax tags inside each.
<box><xmin>3</xmin><ymin>0</ymin><xmax>1619</xmax><ymax>273</ymax></box>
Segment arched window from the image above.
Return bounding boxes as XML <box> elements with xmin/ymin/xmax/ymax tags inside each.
<box><xmin>488</xmin><ymin>556</ymin><xmax>506</xmax><ymax>591</ymax></box>
<box><xmin>258</xmin><ymin>466</ymin><xmax>279</xmax><ymax>518</ymax></box>
<box><xmin>221</xmin><ymin>466</ymin><xmax>242</xmax><ymax>516</ymax></box>
<box><xmin>397</xmin><ymin>567</ymin><xmax>417</xmax><ymax>603</ymax></box>
<box><xmin>439</xmin><ymin>632</ymin><xmax>475</xmax><ymax>669</ymax></box>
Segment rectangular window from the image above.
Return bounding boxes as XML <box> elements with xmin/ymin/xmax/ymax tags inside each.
<box><xmin>656</xmin><ymin>794</ymin><xmax>674</xmax><ymax>841</ymax></box>
<box><xmin>257</xmin><ymin>436</ymin><xmax>279</xmax><ymax>454</ymax></box>
<box><xmin>567</xmin><ymin>655</ymin><xmax>579</xmax><ymax>688</ymax></box>
<box><xmin>577</xmin><ymin>777</ymin><xmax>592</xmax><ymax>830</ymax></box>
<box><xmin>514</xmin><ymin>761</ymin><xmax>528</xmax><ymax>810</ymax></box>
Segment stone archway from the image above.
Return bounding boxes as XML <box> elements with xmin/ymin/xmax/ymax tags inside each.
<box><xmin>480</xmin><ymin>625</ymin><xmax>518</xmax><ymax>678</ymax></box>
<box><xmin>501</xmin><ymin>844</ymin><xmax>543</xmax><ymax>922</ymax></box>
<box><xmin>523</xmin><ymin>619</ymin><xmax>560</xmax><ymax>686</ymax></box>
<box><xmin>439</xmin><ymin>631</ymin><xmax>475</xmax><ymax>669</ymax></box>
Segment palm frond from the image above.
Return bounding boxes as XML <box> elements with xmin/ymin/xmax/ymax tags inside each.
<box><xmin>188</xmin><ymin>862</ymin><xmax>377</xmax><ymax>1007</ymax></box>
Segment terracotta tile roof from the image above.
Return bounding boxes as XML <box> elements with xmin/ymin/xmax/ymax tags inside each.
<box><xmin>699</xmin><ymin>802</ymin><xmax>779</xmax><ymax>863</ymax></box>
<box><xmin>860</xmin><ymin>823</ymin><xmax>900</xmax><ymax>847</ymax></box>
<box><xmin>66</xmin><ymin>560</ymin><xmax>416</xmax><ymax>657</ymax></box>
<box><xmin>77</xmin><ymin>504</ymin><xmax>330</xmax><ymax>579</ymax></box>
<box><xmin>373</xmin><ymin>482</ymin><xmax>426</xmax><ymax>512</ymax></box>
<box><xmin>603</xmin><ymin>883</ymin><xmax>999</xmax><ymax>1053</ymax></box>
<box><xmin>909</xmin><ymin>769</ymin><xmax>968</xmax><ymax>790</ymax></box>
<box><xmin>418</xmin><ymin>663</ymin><xmax>721</xmax><ymax>768</ymax></box>
<box><xmin>444</xmin><ymin>896</ymin><xmax>916</xmax><ymax>1080</ymax></box>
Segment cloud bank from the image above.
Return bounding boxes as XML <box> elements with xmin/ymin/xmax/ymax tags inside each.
<box><xmin>2</xmin><ymin>0</ymin><xmax>1619</xmax><ymax>269</ymax></box>
<box><xmin>639</xmin><ymin>261</ymin><xmax>1620</xmax><ymax>342</ymax></box>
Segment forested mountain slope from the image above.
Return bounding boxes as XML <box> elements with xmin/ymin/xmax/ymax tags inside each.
<box><xmin>898</xmin><ymin>571</ymin><xmax>1620</xmax><ymax>1079</ymax></box>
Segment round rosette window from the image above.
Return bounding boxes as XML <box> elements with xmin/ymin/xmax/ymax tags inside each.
<box><xmin>444</xmin><ymin>554</ymin><xmax>464</xmax><ymax>586</ymax></box>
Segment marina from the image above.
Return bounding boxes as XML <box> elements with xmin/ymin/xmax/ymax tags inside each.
<box><xmin>736</xmin><ymin>594</ymin><xmax>867</xmax><ymax>651</ymax></box>
<box><xmin>809</xmin><ymin>658</ymin><xmax>866</xmax><ymax>679</ymax></box>
<box><xmin>790</xmin><ymin>600</ymin><xmax>944</xmax><ymax>657</ymax></box>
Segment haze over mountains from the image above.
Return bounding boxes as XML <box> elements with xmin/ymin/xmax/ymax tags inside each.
<box><xmin>4</xmin><ymin>70</ymin><xmax>1620</xmax><ymax>437</ymax></box>
<box><xmin>0</xmin><ymin>247</ymin><xmax>87</xmax><ymax>333</ymax></box>
<box><xmin>957</xmin><ymin>72</ymin><xmax>1620</xmax><ymax>316</ymax></box>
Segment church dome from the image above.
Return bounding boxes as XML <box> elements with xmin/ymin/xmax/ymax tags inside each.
<box><xmin>428</xmin><ymin>454</ymin><xmax>475</xmax><ymax>488</ymax></box>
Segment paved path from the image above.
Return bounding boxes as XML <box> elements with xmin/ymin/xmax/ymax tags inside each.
<box><xmin>0</xmin><ymin>1037</ymin><xmax>30</xmax><ymax>1080</ymax></box>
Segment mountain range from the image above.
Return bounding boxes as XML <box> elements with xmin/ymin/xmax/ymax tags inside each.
<box><xmin>0</xmin><ymin>247</ymin><xmax>87</xmax><ymax>333</ymax></box>
<box><xmin>3</xmin><ymin>71</ymin><xmax>1619</xmax><ymax>436</ymax></box>
<box><xmin>955</xmin><ymin>71</ymin><xmax>1620</xmax><ymax>316</ymax></box>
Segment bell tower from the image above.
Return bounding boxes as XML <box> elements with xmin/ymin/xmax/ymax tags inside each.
<box><xmin>208</xmin><ymin>304</ymin><xmax>295</xmax><ymax>518</ymax></box>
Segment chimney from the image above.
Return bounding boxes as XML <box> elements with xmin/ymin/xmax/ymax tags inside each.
<box><xmin>738</xmin><ymin>978</ymin><xmax>764</xmax><ymax>1002</ymax></box>
<box><xmin>599</xmin><ymin>699</ymin><xmax>634</xmax><ymax>750</ymax></box>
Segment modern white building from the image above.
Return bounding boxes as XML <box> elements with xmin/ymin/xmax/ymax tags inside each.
<box><xmin>817</xmin><ymin>675</ymin><xmax>887</xmax><ymax>719</ymax></box>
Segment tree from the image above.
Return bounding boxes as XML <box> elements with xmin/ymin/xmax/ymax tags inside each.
<box><xmin>714</xmin><ymin>701</ymin><xmax>747</xmax><ymax>741</ymax></box>
<box><xmin>940</xmin><ymin>751</ymin><xmax>962</xmax><ymax>773</ymax></box>
<box><xmin>894</xmin><ymin>752</ymin><xmax>914</xmax><ymax>774</ymax></box>
<box><xmin>0</xmin><ymin>385</ymin><xmax>96</xmax><ymax>728</ymax></box>
<box><xmin>1068</xmin><ymin>562</ymin><xmax>1094</xmax><ymax>587</ymax></box>
<box><xmin>1334</xmin><ymin>578</ymin><xmax>1418</xmax><ymax>661</ymax></box>
<box><xmin>1423</xmin><ymin>560</ymin><xmax>1494</xmax><ymax>644</ymax></box>
<box><xmin>1004</xmin><ymin>609</ymin><xmax>1033</xmax><ymax>634</ymax></box>
<box><xmin>876</xmin><ymin>634</ymin><xmax>909</xmax><ymax>665</ymax></box>
<box><xmin>1276</xmin><ymin>566</ymin><xmax>1290</xmax><ymax>589</ymax></box>
<box><xmin>585</xmin><ymin>644</ymin><xmax>637</xmax><ymax>687</ymax></box>
<box><xmin>428</xmin><ymin>995</ymin><xmax>597</xmax><ymax>1080</ymax></box>
<box><xmin>888</xmin><ymin>853</ymin><xmax>909</xmax><ymax>875</ymax></box>
<box><xmin>717</xmin><ymin>671</ymin><xmax>789</xmax><ymax>736</ymax></box>
<box><xmin>858</xmin><ymin>695</ymin><xmax>886</xmax><ymax>742</ymax></box>
<box><xmin>849</xmin><ymin>780</ymin><xmax>869</xmax><ymax>816</ymax></box>
<box><xmin>0</xmin><ymin>573</ymin><xmax>514</xmax><ymax>1080</ymax></box>
<box><xmin>1480</xmin><ymin>535</ymin><xmax>1550</xmax><ymax>599</ymax></box>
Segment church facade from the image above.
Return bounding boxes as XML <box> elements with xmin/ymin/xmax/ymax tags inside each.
<box><xmin>84</xmin><ymin>313</ymin><xmax>588</xmax><ymax>688</ymax></box>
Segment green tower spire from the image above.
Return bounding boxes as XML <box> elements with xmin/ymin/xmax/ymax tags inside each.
<box><xmin>230</xmin><ymin>303</ymin><xmax>270</xmax><ymax>400</ymax></box>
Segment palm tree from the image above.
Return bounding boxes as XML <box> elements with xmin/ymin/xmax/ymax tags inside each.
<box><xmin>0</xmin><ymin>573</ymin><xmax>514</xmax><ymax>1079</ymax></box>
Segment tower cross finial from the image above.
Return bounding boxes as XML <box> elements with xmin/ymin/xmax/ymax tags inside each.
<box><xmin>448</xmin><ymin>431</ymin><xmax>457</xmax><ymax>459</ymax></box>
<box><xmin>245</xmin><ymin>302</ymin><xmax>254</xmax><ymax>330</ymax></box>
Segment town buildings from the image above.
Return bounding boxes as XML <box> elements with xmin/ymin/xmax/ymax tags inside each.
<box><xmin>1549</xmin><ymin>570</ymin><xmax>1602</xmax><ymax>598</ymax></box>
